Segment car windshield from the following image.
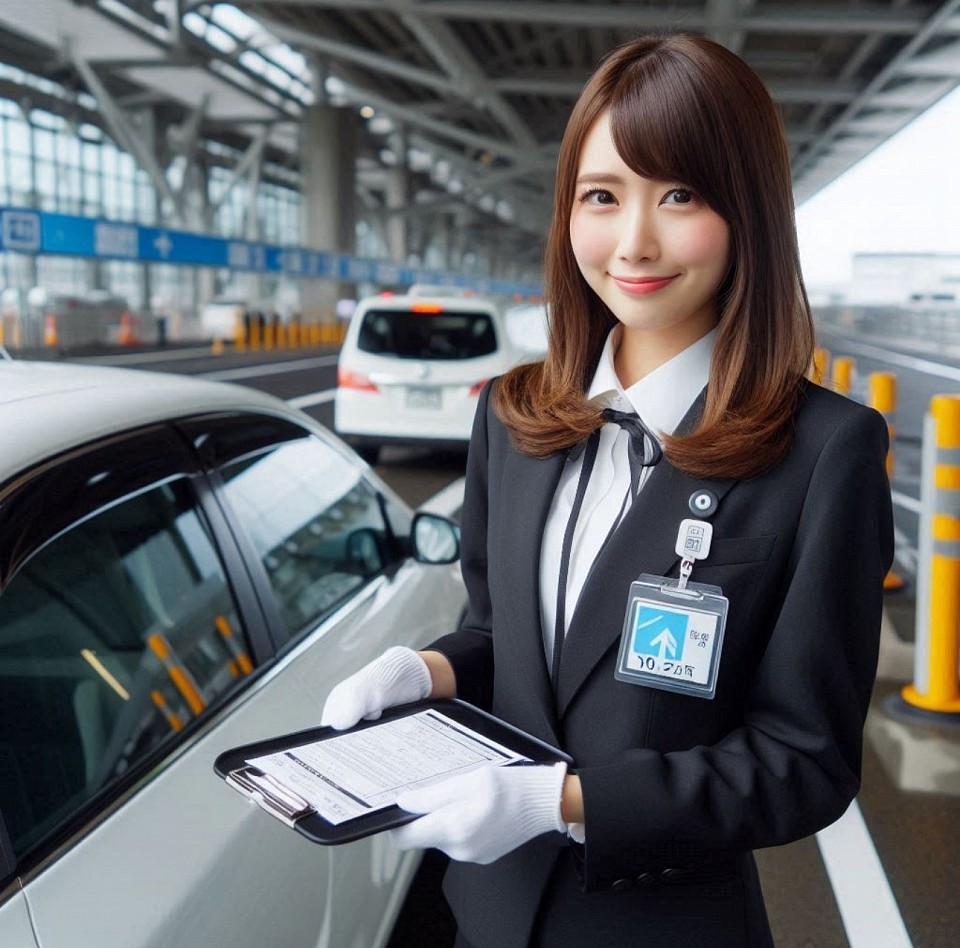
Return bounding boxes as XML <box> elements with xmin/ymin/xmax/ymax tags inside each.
<box><xmin>357</xmin><ymin>308</ymin><xmax>498</xmax><ymax>360</ymax></box>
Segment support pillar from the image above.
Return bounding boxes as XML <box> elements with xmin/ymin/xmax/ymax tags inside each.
<box><xmin>299</xmin><ymin>104</ymin><xmax>358</xmax><ymax>321</ymax></box>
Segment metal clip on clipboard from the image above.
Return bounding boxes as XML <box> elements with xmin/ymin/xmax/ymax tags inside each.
<box><xmin>225</xmin><ymin>766</ymin><xmax>315</xmax><ymax>827</ymax></box>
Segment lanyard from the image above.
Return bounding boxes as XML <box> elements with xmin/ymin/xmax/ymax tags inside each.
<box><xmin>550</xmin><ymin>412</ymin><xmax>663</xmax><ymax>684</ymax></box>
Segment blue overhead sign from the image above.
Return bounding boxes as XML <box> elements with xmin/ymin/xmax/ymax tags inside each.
<box><xmin>0</xmin><ymin>206</ymin><xmax>542</xmax><ymax>298</ymax></box>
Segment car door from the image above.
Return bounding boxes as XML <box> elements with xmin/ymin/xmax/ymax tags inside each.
<box><xmin>0</xmin><ymin>412</ymin><xmax>466</xmax><ymax>948</ymax></box>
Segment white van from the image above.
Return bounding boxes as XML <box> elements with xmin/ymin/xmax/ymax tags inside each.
<box><xmin>335</xmin><ymin>292</ymin><xmax>533</xmax><ymax>463</ymax></box>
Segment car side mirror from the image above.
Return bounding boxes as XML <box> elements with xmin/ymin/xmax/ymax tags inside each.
<box><xmin>410</xmin><ymin>513</ymin><xmax>460</xmax><ymax>565</ymax></box>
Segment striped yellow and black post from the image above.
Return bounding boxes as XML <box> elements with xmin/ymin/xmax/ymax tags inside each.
<box><xmin>869</xmin><ymin>372</ymin><xmax>904</xmax><ymax>591</ymax></box>
<box><xmin>148</xmin><ymin>632</ymin><xmax>206</xmax><ymax>718</ymax></box>
<box><xmin>890</xmin><ymin>394</ymin><xmax>960</xmax><ymax>722</ymax></box>
<box><xmin>831</xmin><ymin>356</ymin><xmax>855</xmax><ymax>396</ymax></box>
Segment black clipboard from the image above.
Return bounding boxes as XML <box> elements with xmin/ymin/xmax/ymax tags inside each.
<box><xmin>213</xmin><ymin>698</ymin><xmax>572</xmax><ymax>845</ymax></box>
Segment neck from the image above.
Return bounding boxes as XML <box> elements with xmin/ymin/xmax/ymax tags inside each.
<box><xmin>613</xmin><ymin>314</ymin><xmax>717</xmax><ymax>388</ymax></box>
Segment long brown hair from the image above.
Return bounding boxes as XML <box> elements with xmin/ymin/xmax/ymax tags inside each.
<box><xmin>493</xmin><ymin>33</ymin><xmax>814</xmax><ymax>479</ymax></box>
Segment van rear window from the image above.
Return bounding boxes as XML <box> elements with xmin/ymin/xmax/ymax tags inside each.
<box><xmin>357</xmin><ymin>309</ymin><xmax>497</xmax><ymax>360</ymax></box>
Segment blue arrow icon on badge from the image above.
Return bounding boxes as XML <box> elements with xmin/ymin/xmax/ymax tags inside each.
<box><xmin>633</xmin><ymin>606</ymin><xmax>686</xmax><ymax>660</ymax></box>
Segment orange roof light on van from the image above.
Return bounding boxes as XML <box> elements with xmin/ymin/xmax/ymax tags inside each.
<box><xmin>411</xmin><ymin>303</ymin><xmax>443</xmax><ymax>314</ymax></box>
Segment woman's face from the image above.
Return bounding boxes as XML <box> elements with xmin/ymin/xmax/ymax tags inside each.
<box><xmin>569</xmin><ymin>112</ymin><xmax>731</xmax><ymax>350</ymax></box>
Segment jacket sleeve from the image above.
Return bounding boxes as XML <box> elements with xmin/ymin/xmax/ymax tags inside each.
<box><xmin>427</xmin><ymin>381</ymin><xmax>496</xmax><ymax>710</ymax></box>
<box><xmin>576</xmin><ymin>406</ymin><xmax>894</xmax><ymax>890</ymax></box>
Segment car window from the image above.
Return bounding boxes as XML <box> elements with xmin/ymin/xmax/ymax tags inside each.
<box><xmin>217</xmin><ymin>434</ymin><xmax>399</xmax><ymax>645</ymax></box>
<box><xmin>0</xmin><ymin>477</ymin><xmax>249</xmax><ymax>860</ymax></box>
<box><xmin>357</xmin><ymin>308</ymin><xmax>498</xmax><ymax>360</ymax></box>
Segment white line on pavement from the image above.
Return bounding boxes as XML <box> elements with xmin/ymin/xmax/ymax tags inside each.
<box><xmin>201</xmin><ymin>354</ymin><xmax>339</xmax><ymax>381</ymax></box>
<box><xmin>816</xmin><ymin>799</ymin><xmax>913</xmax><ymax>948</ymax></box>
<box><xmin>289</xmin><ymin>389</ymin><xmax>336</xmax><ymax>409</ymax></box>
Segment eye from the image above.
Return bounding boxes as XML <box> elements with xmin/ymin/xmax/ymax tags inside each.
<box><xmin>578</xmin><ymin>187</ymin><xmax>617</xmax><ymax>206</ymax></box>
<box><xmin>661</xmin><ymin>188</ymin><xmax>696</xmax><ymax>206</ymax></box>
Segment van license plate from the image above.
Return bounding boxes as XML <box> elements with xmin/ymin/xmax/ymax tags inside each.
<box><xmin>406</xmin><ymin>386</ymin><xmax>441</xmax><ymax>410</ymax></box>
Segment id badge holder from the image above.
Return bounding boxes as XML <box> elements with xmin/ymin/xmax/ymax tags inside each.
<box><xmin>614</xmin><ymin>522</ymin><xmax>729</xmax><ymax>699</ymax></box>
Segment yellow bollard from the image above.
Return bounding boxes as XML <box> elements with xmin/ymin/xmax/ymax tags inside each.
<box><xmin>869</xmin><ymin>373</ymin><xmax>904</xmax><ymax>591</ymax></box>
<box><xmin>147</xmin><ymin>632</ymin><xmax>206</xmax><ymax>717</ymax></box>
<box><xmin>211</xmin><ymin>337</ymin><xmax>224</xmax><ymax>356</ymax></box>
<box><xmin>264</xmin><ymin>322</ymin><xmax>275</xmax><ymax>350</ymax></box>
<box><xmin>288</xmin><ymin>320</ymin><xmax>299</xmax><ymax>348</ymax></box>
<box><xmin>831</xmin><ymin>356</ymin><xmax>854</xmax><ymax>396</ymax></box>
<box><xmin>898</xmin><ymin>394</ymin><xmax>960</xmax><ymax>719</ymax></box>
<box><xmin>249</xmin><ymin>318</ymin><xmax>261</xmax><ymax>351</ymax></box>
<box><xmin>233</xmin><ymin>319</ymin><xmax>246</xmax><ymax>353</ymax></box>
<box><xmin>811</xmin><ymin>347</ymin><xmax>829</xmax><ymax>385</ymax></box>
<box><xmin>276</xmin><ymin>322</ymin><xmax>287</xmax><ymax>350</ymax></box>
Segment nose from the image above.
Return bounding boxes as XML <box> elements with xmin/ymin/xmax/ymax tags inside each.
<box><xmin>616</xmin><ymin>206</ymin><xmax>659</xmax><ymax>263</ymax></box>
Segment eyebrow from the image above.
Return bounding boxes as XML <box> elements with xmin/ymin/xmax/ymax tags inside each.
<box><xmin>575</xmin><ymin>173</ymin><xmax>625</xmax><ymax>186</ymax></box>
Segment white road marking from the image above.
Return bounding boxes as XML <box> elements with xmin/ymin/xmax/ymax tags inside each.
<box><xmin>200</xmin><ymin>354</ymin><xmax>339</xmax><ymax>381</ymax></box>
<box><xmin>816</xmin><ymin>799</ymin><xmax>914</xmax><ymax>947</ymax></box>
<box><xmin>289</xmin><ymin>389</ymin><xmax>336</xmax><ymax>409</ymax></box>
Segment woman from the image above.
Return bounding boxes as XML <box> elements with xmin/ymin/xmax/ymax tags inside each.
<box><xmin>322</xmin><ymin>33</ymin><xmax>893</xmax><ymax>947</ymax></box>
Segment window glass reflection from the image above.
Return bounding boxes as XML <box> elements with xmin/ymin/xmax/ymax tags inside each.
<box><xmin>220</xmin><ymin>438</ymin><xmax>392</xmax><ymax>641</ymax></box>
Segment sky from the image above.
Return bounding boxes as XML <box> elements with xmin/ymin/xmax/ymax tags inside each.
<box><xmin>795</xmin><ymin>84</ymin><xmax>960</xmax><ymax>289</ymax></box>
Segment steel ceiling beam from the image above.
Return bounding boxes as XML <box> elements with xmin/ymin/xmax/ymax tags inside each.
<box><xmin>793</xmin><ymin>0</ymin><xmax>960</xmax><ymax>190</ymax></box>
<box><xmin>256</xmin><ymin>18</ymin><xmax>453</xmax><ymax>95</ymax></box>
<box><xmin>387</xmin><ymin>0</ymin><xmax>538</xmax><ymax>148</ymax></box>
<box><xmin>230</xmin><ymin>0</ymin><xmax>939</xmax><ymax>37</ymax></box>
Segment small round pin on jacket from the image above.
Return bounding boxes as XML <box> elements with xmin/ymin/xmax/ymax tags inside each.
<box><xmin>688</xmin><ymin>490</ymin><xmax>718</xmax><ymax>517</ymax></box>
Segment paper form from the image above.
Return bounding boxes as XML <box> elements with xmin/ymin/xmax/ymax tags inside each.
<box><xmin>247</xmin><ymin>709</ymin><xmax>529</xmax><ymax>825</ymax></box>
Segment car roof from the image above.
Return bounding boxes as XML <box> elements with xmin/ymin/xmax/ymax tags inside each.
<box><xmin>0</xmin><ymin>359</ymin><xmax>294</xmax><ymax>482</ymax></box>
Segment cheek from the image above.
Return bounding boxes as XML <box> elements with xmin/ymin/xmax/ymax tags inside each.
<box><xmin>676</xmin><ymin>217</ymin><xmax>731</xmax><ymax>274</ymax></box>
<box><xmin>569</xmin><ymin>212</ymin><xmax>611</xmax><ymax>271</ymax></box>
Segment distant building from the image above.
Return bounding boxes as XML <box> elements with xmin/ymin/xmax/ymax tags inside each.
<box><xmin>848</xmin><ymin>253</ymin><xmax>960</xmax><ymax>307</ymax></box>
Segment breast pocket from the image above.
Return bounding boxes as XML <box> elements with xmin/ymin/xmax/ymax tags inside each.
<box><xmin>700</xmin><ymin>533</ymin><xmax>777</xmax><ymax>569</ymax></box>
<box><xmin>693</xmin><ymin>533</ymin><xmax>778</xmax><ymax>627</ymax></box>
<box><xmin>694</xmin><ymin>534</ymin><xmax>778</xmax><ymax>673</ymax></box>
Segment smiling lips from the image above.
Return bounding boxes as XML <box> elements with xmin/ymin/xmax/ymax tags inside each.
<box><xmin>611</xmin><ymin>274</ymin><xmax>678</xmax><ymax>295</ymax></box>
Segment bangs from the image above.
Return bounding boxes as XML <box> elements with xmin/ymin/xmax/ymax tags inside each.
<box><xmin>606</xmin><ymin>54</ymin><xmax>730</xmax><ymax>218</ymax></box>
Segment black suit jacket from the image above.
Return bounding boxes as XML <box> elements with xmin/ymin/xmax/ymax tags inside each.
<box><xmin>430</xmin><ymin>379</ymin><xmax>893</xmax><ymax>948</ymax></box>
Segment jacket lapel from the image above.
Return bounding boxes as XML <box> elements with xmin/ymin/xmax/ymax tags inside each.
<box><xmin>554</xmin><ymin>390</ymin><xmax>735</xmax><ymax>715</ymax></box>
<box><xmin>497</xmin><ymin>446</ymin><xmax>566</xmax><ymax>744</ymax></box>
<box><xmin>554</xmin><ymin>462</ymin><xmax>736</xmax><ymax>714</ymax></box>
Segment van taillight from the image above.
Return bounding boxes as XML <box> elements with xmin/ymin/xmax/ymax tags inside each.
<box><xmin>338</xmin><ymin>367</ymin><xmax>379</xmax><ymax>392</ymax></box>
<box><xmin>468</xmin><ymin>379</ymin><xmax>489</xmax><ymax>397</ymax></box>
<box><xmin>411</xmin><ymin>303</ymin><xmax>443</xmax><ymax>314</ymax></box>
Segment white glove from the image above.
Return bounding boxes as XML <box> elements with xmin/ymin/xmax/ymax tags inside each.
<box><xmin>320</xmin><ymin>646</ymin><xmax>432</xmax><ymax>730</ymax></box>
<box><xmin>389</xmin><ymin>762</ymin><xmax>568</xmax><ymax>865</ymax></box>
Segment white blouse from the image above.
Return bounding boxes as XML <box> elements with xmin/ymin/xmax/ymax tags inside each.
<box><xmin>538</xmin><ymin>327</ymin><xmax>716</xmax><ymax>668</ymax></box>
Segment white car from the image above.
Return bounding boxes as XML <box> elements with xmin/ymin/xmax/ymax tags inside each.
<box><xmin>0</xmin><ymin>357</ymin><xmax>466</xmax><ymax>948</ymax></box>
<box><xmin>334</xmin><ymin>292</ymin><xmax>540</xmax><ymax>463</ymax></box>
